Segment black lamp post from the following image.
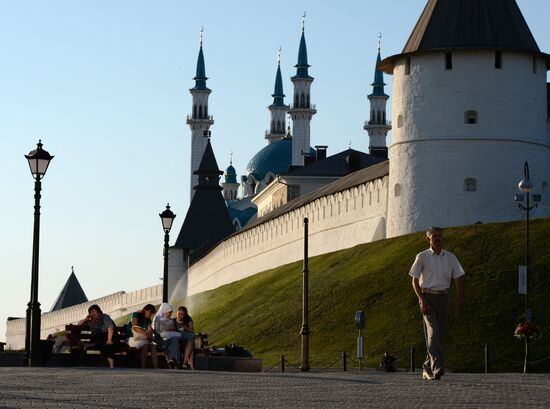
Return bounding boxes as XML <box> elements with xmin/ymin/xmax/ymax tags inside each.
<box><xmin>159</xmin><ymin>204</ymin><xmax>176</xmax><ymax>303</ymax></box>
<box><xmin>300</xmin><ymin>217</ymin><xmax>310</xmax><ymax>371</ymax></box>
<box><xmin>24</xmin><ymin>140</ymin><xmax>54</xmax><ymax>367</ymax></box>
<box><xmin>514</xmin><ymin>161</ymin><xmax>541</xmax><ymax>373</ymax></box>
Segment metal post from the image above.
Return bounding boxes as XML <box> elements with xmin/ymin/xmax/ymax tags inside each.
<box><xmin>524</xmin><ymin>162</ymin><xmax>530</xmax><ymax>374</ymax></box>
<box><xmin>410</xmin><ymin>346</ymin><xmax>416</xmax><ymax>372</ymax></box>
<box><xmin>27</xmin><ymin>178</ymin><xmax>43</xmax><ymax>366</ymax></box>
<box><xmin>162</xmin><ymin>230</ymin><xmax>170</xmax><ymax>303</ymax></box>
<box><xmin>342</xmin><ymin>351</ymin><xmax>347</xmax><ymax>372</ymax></box>
<box><xmin>358</xmin><ymin>328</ymin><xmax>363</xmax><ymax>372</ymax></box>
<box><xmin>281</xmin><ymin>355</ymin><xmax>285</xmax><ymax>372</ymax></box>
<box><xmin>484</xmin><ymin>344</ymin><xmax>489</xmax><ymax>374</ymax></box>
<box><xmin>300</xmin><ymin>217</ymin><xmax>310</xmax><ymax>371</ymax></box>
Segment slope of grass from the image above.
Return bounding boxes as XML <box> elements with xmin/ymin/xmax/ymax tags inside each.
<box><xmin>167</xmin><ymin>218</ymin><xmax>550</xmax><ymax>372</ymax></box>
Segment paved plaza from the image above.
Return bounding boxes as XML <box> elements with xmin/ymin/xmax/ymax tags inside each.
<box><xmin>0</xmin><ymin>367</ymin><xmax>549</xmax><ymax>408</ymax></box>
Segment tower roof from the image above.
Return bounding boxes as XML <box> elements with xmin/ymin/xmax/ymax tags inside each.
<box><xmin>293</xmin><ymin>19</ymin><xmax>313</xmax><ymax>80</ymax></box>
<box><xmin>225</xmin><ymin>163</ymin><xmax>237</xmax><ymax>184</ymax></box>
<box><xmin>270</xmin><ymin>59</ymin><xmax>287</xmax><ymax>108</ymax></box>
<box><xmin>50</xmin><ymin>269</ymin><xmax>88</xmax><ymax>312</ymax></box>
<box><xmin>192</xmin><ymin>34</ymin><xmax>210</xmax><ymax>90</ymax></box>
<box><xmin>369</xmin><ymin>47</ymin><xmax>388</xmax><ymax>97</ymax></box>
<box><xmin>380</xmin><ymin>0</ymin><xmax>550</xmax><ymax>73</ymax></box>
<box><xmin>175</xmin><ymin>139</ymin><xmax>234</xmax><ymax>250</ymax></box>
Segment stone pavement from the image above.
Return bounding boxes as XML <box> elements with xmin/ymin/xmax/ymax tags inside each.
<box><xmin>0</xmin><ymin>367</ymin><xmax>549</xmax><ymax>408</ymax></box>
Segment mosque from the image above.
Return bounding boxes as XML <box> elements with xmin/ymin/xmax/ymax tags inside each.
<box><xmin>5</xmin><ymin>0</ymin><xmax>550</xmax><ymax>348</ymax></box>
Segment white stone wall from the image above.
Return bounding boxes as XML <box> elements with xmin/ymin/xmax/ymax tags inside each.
<box><xmin>5</xmin><ymin>285</ymin><xmax>162</xmax><ymax>350</ymax></box>
<box><xmin>387</xmin><ymin>51</ymin><xmax>550</xmax><ymax>237</ymax></box>
<box><xmin>187</xmin><ymin>176</ymin><xmax>388</xmax><ymax>296</ymax></box>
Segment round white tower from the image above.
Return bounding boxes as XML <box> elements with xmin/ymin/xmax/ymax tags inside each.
<box><xmin>381</xmin><ymin>0</ymin><xmax>550</xmax><ymax>237</ymax></box>
<box><xmin>187</xmin><ymin>30</ymin><xmax>214</xmax><ymax>201</ymax></box>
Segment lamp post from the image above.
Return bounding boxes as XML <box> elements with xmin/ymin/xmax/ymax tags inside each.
<box><xmin>24</xmin><ymin>140</ymin><xmax>54</xmax><ymax>367</ymax></box>
<box><xmin>159</xmin><ymin>204</ymin><xmax>176</xmax><ymax>303</ymax></box>
<box><xmin>514</xmin><ymin>161</ymin><xmax>541</xmax><ymax>373</ymax></box>
<box><xmin>300</xmin><ymin>217</ymin><xmax>310</xmax><ymax>371</ymax></box>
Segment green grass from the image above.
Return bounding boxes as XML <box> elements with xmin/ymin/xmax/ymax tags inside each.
<box><xmin>154</xmin><ymin>218</ymin><xmax>550</xmax><ymax>372</ymax></box>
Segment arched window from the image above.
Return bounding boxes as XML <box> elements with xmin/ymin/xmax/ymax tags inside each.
<box><xmin>193</xmin><ymin>105</ymin><xmax>197</xmax><ymax>118</ymax></box>
<box><xmin>394</xmin><ymin>183</ymin><xmax>402</xmax><ymax>197</ymax></box>
<box><xmin>464</xmin><ymin>110</ymin><xmax>478</xmax><ymax>124</ymax></box>
<box><xmin>306</xmin><ymin>94</ymin><xmax>310</xmax><ymax>108</ymax></box>
<box><xmin>294</xmin><ymin>94</ymin><xmax>299</xmax><ymax>107</ymax></box>
<box><xmin>397</xmin><ymin>115</ymin><xmax>404</xmax><ymax>128</ymax></box>
<box><xmin>205</xmin><ymin>105</ymin><xmax>208</xmax><ymax>117</ymax></box>
<box><xmin>198</xmin><ymin>105</ymin><xmax>203</xmax><ymax>119</ymax></box>
<box><xmin>383</xmin><ymin>112</ymin><xmax>386</xmax><ymax>123</ymax></box>
<box><xmin>464</xmin><ymin>178</ymin><xmax>477</xmax><ymax>192</ymax></box>
<box><xmin>377</xmin><ymin>111</ymin><xmax>381</xmax><ymax>124</ymax></box>
<box><xmin>276</xmin><ymin>120</ymin><xmax>281</xmax><ymax>131</ymax></box>
<box><xmin>371</xmin><ymin>110</ymin><xmax>375</xmax><ymax>122</ymax></box>
<box><xmin>300</xmin><ymin>93</ymin><xmax>305</xmax><ymax>107</ymax></box>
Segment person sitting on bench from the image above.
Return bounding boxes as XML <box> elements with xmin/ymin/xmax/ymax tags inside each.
<box><xmin>174</xmin><ymin>306</ymin><xmax>196</xmax><ymax>369</ymax></box>
<box><xmin>127</xmin><ymin>304</ymin><xmax>157</xmax><ymax>368</ymax></box>
<box><xmin>152</xmin><ymin>303</ymin><xmax>181</xmax><ymax>369</ymax></box>
<box><xmin>77</xmin><ymin>304</ymin><xmax>118</xmax><ymax>368</ymax></box>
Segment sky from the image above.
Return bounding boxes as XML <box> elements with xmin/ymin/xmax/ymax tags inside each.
<box><xmin>1</xmin><ymin>0</ymin><xmax>549</xmax><ymax>342</ymax></box>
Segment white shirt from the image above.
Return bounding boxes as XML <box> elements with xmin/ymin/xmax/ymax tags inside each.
<box><xmin>409</xmin><ymin>248</ymin><xmax>465</xmax><ymax>290</ymax></box>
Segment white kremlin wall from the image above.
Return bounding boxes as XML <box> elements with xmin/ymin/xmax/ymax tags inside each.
<box><xmin>186</xmin><ymin>175</ymin><xmax>388</xmax><ymax>296</ymax></box>
<box><xmin>6</xmin><ymin>284</ymin><xmax>162</xmax><ymax>350</ymax></box>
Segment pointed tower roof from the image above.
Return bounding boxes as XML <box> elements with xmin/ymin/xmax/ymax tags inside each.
<box><xmin>380</xmin><ymin>0</ymin><xmax>550</xmax><ymax>73</ymax></box>
<box><xmin>293</xmin><ymin>15</ymin><xmax>313</xmax><ymax>80</ymax></box>
<box><xmin>270</xmin><ymin>51</ymin><xmax>287</xmax><ymax>108</ymax></box>
<box><xmin>369</xmin><ymin>38</ymin><xmax>388</xmax><ymax>97</ymax></box>
<box><xmin>175</xmin><ymin>139</ymin><xmax>234</xmax><ymax>250</ymax></box>
<box><xmin>192</xmin><ymin>30</ymin><xmax>210</xmax><ymax>91</ymax></box>
<box><xmin>50</xmin><ymin>268</ymin><xmax>88</xmax><ymax>311</ymax></box>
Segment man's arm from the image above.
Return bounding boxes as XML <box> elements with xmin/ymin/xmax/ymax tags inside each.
<box><xmin>454</xmin><ymin>276</ymin><xmax>464</xmax><ymax>307</ymax></box>
<box><xmin>412</xmin><ymin>277</ymin><xmax>430</xmax><ymax>315</ymax></box>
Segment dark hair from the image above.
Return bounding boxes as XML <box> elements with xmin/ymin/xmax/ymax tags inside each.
<box><xmin>426</xmin><ymin>226</ymin><xmax>443</xmax><ymax>238</ymax></box>
<box><xmin>88</xmin><ymin>304</ymin><xmax>103</xmax><ymax>315</ymax></box>
<box><xmin>177</xmin><ymin>306</ymin><xmax>188</xmax><ymax>314</ymax></box>
<box><xmin>142</xmin><ymin>304</ymin><xmax>156</xmax><ymax>315</ymax></box>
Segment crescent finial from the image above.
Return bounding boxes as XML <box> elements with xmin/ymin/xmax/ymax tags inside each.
<box><xmin>301</xmin><ymin>11</ymin><xmax>306</xmax><ymax>32</ymax></box>
<box><xmin>200</xmin><ymin>26</ymin><xmax>204</xmax><ymax>46</ymax></box>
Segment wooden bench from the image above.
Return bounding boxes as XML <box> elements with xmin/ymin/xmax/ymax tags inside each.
<box><xmin>65</xmin><ymin>324</ymin><xmax>209</xmax><ymax>367</ymax></box>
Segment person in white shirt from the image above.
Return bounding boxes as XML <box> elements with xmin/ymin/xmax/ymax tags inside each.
<box><xmin>409</xmin><ymin>227</ymin><xmax>465</xmax><ymax>380</ymax></box>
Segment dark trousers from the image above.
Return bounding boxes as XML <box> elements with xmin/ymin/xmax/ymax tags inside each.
<box><xmin>91</xmin><ymin>332</ymin><xmax>119</xmax><ymax>359</ymax></box>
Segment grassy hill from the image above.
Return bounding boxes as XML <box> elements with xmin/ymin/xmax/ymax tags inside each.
<box><xmin>163</xmin><ymin>218</ymin><xmax>550</xmax><ymax>372</ymax></box>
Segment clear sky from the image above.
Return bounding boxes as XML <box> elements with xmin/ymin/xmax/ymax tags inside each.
<box><xmin>1</xmin><ymin>1</ymin><xmax>549</xmax><ymax>342</ymax></box>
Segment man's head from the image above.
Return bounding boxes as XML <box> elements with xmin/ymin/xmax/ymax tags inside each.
<box><xmin>426</xmin><ymin>226</ymin><xmax>444</xmax><ymax>252</ymax></box>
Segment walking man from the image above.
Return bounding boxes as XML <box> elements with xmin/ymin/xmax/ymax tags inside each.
<box><xmin>409</xmin><ymin>227</ymin><xmax>464</xmax><ymax>380</ymax></box>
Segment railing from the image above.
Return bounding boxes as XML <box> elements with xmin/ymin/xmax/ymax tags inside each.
<box><xmin>364</xmin><ymin>120</ymin><xmax>392</xmax><ymax>127</ymax></box>
<box><xmin>289</xmin><ymin>104</ymin><xmax>317</xmax><ymax>111</ymax></box>
<box><xmin>186</xmin><ymin>115</ymin><xmax>214</xmax><ymax>121</ymax></box>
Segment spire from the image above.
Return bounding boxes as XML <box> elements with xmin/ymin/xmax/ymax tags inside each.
<box><xmin>369</xmin><ymin>33</ymin><xmax>388</xmax><ymax>97</ymax></box>
<box><xmin>271</xmin><ymin>47</ymin><xmax>286</xmax><ymax>107</ymax></box>
<box><xmin>193</xmin><ymin>27</ymin><xmax>209</xmax><ymax>90</ymax></box>
<box><xmin>50</xmin><ymin>267</ymin><xmax>88</xmax><ymax>311</ymax></box>
<box><xmin>293</xmin><ymin>12</ymin><xmax>312</xmax><ymax>79</ymax></box>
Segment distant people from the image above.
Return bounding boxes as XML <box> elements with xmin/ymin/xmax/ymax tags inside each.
<box><xmin>78</xmin><ymin>304</ymin><xmax>119</xmax><ymax>368</ymax></box>
<box><xmin>174</xmin><ymin>306</ymin><xmax>196</xmax><ymax>369</ymax></box>
<box><xmin>127</xmin><ymin>303</ymin><xmax>157</xmax><ymax>368</ymax></box>
<box><xmin>409</xmin><ymin>227</ymin><xmax>465</xmax><ymax>380</ymax></box>
<box><xmin>379</xmin><ymin>351</ymin><xmax>396</xmax><ymax>372</ymax></box>
<box><xmin>152</xmin><ymin>303</ymin><xmax>181</xmax><ymax>369</ymax></box>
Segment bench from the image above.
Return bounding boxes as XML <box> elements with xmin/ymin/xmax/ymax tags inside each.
<box><xmin>64</xmin><ymin>324</ymin><xmax>209</xmax><ymax>367</ymax></box>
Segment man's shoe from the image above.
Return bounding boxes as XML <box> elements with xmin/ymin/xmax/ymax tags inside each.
<box><xmin>422</xmin><ymin>370</ymin><xmax>433</xmax><ymax>380</ymax></box>
<box><xmin>433</xmin><ymin>368</ymin><xmax>445</xmax><ymax>380</ymax></box>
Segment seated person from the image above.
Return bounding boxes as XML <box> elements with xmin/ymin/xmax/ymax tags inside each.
<box><xmin>152</xmin><ymin>303</ymin><xmax>181</xmax><ymax>369</ymax></box>
<box><xmin>379</xmin><ymin>351</ymin><xmax>397</xmax><ymax>372</ymax></box>
<box><xmin>77</xmin><ymin>304</ymin><xmax>118</xmax><ymax>368</ymax></box>
<box><xmin>127</xmin><ymin>303</ymin><xmax>157</xmax><ymax>368</ymax></box>
<box><xmin>173</xmin><ymin>306</ymin><xmax>196</xmax><ymax>369</ymax></box>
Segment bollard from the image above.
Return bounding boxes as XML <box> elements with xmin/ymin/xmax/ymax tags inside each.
<box><xmin>281</xmin><ymin>355</ymin><xmax>285</xmax><ymax>373</ymax></box>
<box><xmin>410</xmin><ymin>347</ymin><xmax>416</xmax><ymax>372</ymax></box>
<box><xmin>342</xmin><ymin>351</ymin><xmax>347</xmax><ymax>372</ymax></box>
<box><xmin>484</xmin><ymin>344</ymin><xmax>489</xmax><ymax>374</ymax></box>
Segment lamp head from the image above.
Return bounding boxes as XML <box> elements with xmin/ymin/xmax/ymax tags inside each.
<box><xmin>25</xmin><ymin>140</ymin><xmax>54</xmax><ymax>179</ymax></box>
<box><xmin>159</xmin><ymin>203</ymin><xmax>176</xmax><ymax>233</ymax></box>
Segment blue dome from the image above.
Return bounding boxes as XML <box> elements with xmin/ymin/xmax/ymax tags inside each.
<box><xmin>225</xmin><ymin>164</ymin><xmax>237</xmax><ymax>184</ymax></box>
<box><xmin>245</xmin><ymin>138</ymin><xmax>315</xmax><ymax>181</ymax></box>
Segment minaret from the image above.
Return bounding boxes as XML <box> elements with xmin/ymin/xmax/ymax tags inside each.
<box><xmin>222</xmin><ymin>153</ymin><xmax>239</xmax><ymax>202</ymax></box>
<box><xmin>187</xmin><ymin>28</ymin><xmax>214</xmax><ymax>201</ymax></box>
<box><xmin>265</xmin><ymin>48</ymin><xmax>289</xmax><ymax>144</ymax></box>
<box><xmin>364</xmin><ymin>34</ymin><xmax>391</xmax><ymax>159</ymax></box>
<box><xmin>288</xmin><ymin>14</ymin><xmax>317</xmax><ymax>166</ymax></box>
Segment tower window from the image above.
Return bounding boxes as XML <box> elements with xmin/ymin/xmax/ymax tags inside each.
<box><xmin>377</xmin><ymin>111</ymin><xmax>381</xmax><ymax>124</ymax></box>
<box><xmin>300</xmin><ymin>93</ymin><xmax>305</xmax><ymax>108</ymax></box>
<box><xmin>205</xmin><ymin>105</ymin><xmax>208</xmax><ymax>117</ymax></box>
<box><xmin>198</xmin><ymin>105</ymin><xmax>203</xmax><ymax>119</ymax></box>
<box><xmin>405</xmin><ymin>57</ymin><xmax>411</xmax><ymax>75</ymax></box>
<box><xmin>394</xmin><ymin>183</ymin><xmax>402</xmax><ymax>197</ymax></box>
<box><xmin>464</xmin><ymin>178</ymin><xmax>477</xmax><ymax>192</ymax></box>
<box><xmin>397</xmin><ymin>114</ymin><xmax>404</xmax><ymax>128</ymax></box>
<box><xmin>495</xmin><ymin>51</ymin><xmax>502</xmax><ymax>69</ymax></box>
<box><xmin>445</xmin><ymin>52</ymin><xmax>452</xmax><ymax>70</ymax></box>
<box><xmin>306</xmin><ymin>94</ymin><xmax>310</xmax><ymax>108</ymax></box>
<box><xmin>193</xmin><ymin>105</ymin><xmax>197</xmax><ymax>118</ymax></box>
<box><xmin>464</xmin><ymin>110</ymin><xmax>478</xmax><ymax>124</ymax></box>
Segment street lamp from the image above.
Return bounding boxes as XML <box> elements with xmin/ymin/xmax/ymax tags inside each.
<box><xmin>300</xmin><ymin>217</ymin><xmax>310</xmax><ymax>371</ymax></box>
<box><xmin>514</xmin><ymin>161</ymin><xmax>541</xmax><ymax>373</ymax></box>
<box><xmin>159</xmin><ymin>203</ymin><xmax>176</xmax><ymax>303</ymax></box>
<box><xmin>24</xmin><ymin>140</ymin><xmax>54</xmax><ymax>367</ymax></box>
